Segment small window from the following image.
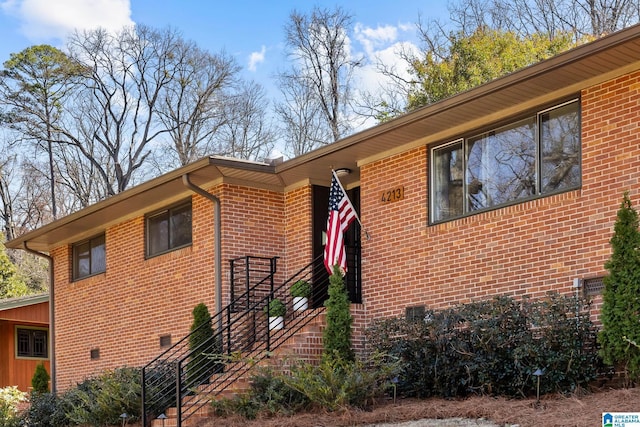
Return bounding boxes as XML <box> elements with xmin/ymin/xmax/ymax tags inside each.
<box><xmin>16</xmin><ymin>327</ymin><xmax>48</xmax><ymax>358</ymax></box>
<box><xmin>146</xmin><ymin>201</ymin><xmax>192</xmax><ymax>257</ymax></box>
<box><xmin>72</xmin><ymin>234</ymin><xmax>106</xmax><ymax>280</ymax></box>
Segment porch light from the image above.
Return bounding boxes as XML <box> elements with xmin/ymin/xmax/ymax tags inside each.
<box><xmin>335</xmin><ymin>168</ymin><xmax>351</xmax><ymax>177</ymax></box>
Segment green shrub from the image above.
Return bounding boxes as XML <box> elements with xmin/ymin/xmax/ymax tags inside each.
<box><xmin>290</xmin><ymin>280</ymin><xmax>312</xmax><ymax>298</ymax></box>
<box><xmin>187</xmin><ymin>303</ymin><xmax>223</xmax><ymax>388</ymax></box>
<box><xmin>23</xmin><ymin>392</ymin><xmax>67</xmax><ymax>427</ymax></box>
<box><xmin>0</xmin><ymin>386</ymin><xmax>26</xmax><ymax>427</ymax></box>
<box><xmin>264</xmin><ymin>298</ymin><xmax>286</xmax><ymax>317</ymax></box>
<box><xmin>212</xmin><ymin>367</ymin><xmax>308</xmax><ymax>419</ymax></box>
<box><xmin>323</xmin><ymin>265</ymin><xmax>354</xmax><ymax>361</ymax></box>
<box><xmin>599</xmin><ymin>192</ymin><xmax>640</xmax><ymax>382</ymax></box>
<box><xmin>31</xmin><ymin>363</ymin><xmax>50</xmax><ymax>394</ymax></box>
<box><xmin>366</xmin><ymin>293</ymin><xmax>599</xmax><ymax>399</ymax></box>
<box><xmin>284</xmin><ymin>354</ymin><xmax>395</xmax><ymax>411</ymax></box>
<box><xmin>61</xmin><ymin>367</ymin><xmax>141</xmax><ymax>426</ymax></box>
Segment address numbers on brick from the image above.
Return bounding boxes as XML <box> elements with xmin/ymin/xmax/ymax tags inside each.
<box><xmin>380</xmin><ymin>186</ymin><xmax>404</xmax><ymax>203</ymax></box>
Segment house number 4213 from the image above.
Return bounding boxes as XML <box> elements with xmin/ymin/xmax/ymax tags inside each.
<box><xmin>380</xmin><ymin>186</ymin><xmax>404</xmax><ymax>203</ymax></box>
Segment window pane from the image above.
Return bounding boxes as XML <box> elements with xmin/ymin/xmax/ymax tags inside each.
<box><xmin>32</xmin><ymin>330</ymin><xmax>48</xmax><ymax>358</ymax></box>
<box><xmin>148</xmin><ymin>212</ymin><xmax>169</xmax><ymax>255</ymax></box>
<box><xmin>90</xmin><ymin>235</ymin><xmax>106</xmax><ymax>275</ymax></box>
<box><xmin>74</xmin><ymin>241</ymin><xmax>90</xmax><ymax>279</ymax></box>
<box><xmin>541</xmin><ymin>101</ymin><xmax>580</xmax><ymax>193</ymax></box>
<box><xmin>17</xmin><ymin>329</ymin><xmax>30</xmax><ymax>357</ymax></box>
<box><xmin>170</xmin><ymin>204</ymin><xmax>192</xmax><ymax>248</ymax></box>
<box><xmin>466</xmin><ymin>118</ymin><xmax>536</xmax><ymax>211</ymax></box>
<box><xmin>432</xmin><ymin>142</ymin><xmax>463</xmax><ymax>221</ymax></box>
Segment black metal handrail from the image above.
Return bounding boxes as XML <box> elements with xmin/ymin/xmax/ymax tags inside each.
<box><xmin>141</xmin><ymin>254</ymin><xmax>329</xmax><ymax>427</ymax></box>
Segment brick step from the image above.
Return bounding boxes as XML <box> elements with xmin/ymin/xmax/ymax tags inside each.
<box><xmin>149</xmin><ymin>309</ymin><xmax>326</xmax><ymax>427</ymax></box>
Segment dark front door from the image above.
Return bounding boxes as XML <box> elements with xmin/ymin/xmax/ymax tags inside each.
<box><xmin>312</xmin><ymin>185</ymin><xmax>362</xmax><ymax>306</ymax></box>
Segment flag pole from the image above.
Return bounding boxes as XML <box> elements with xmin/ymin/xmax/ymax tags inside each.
<box><xmin>332</xmin><ymin>169</ymin><xmax>371</xmax><ymax>240</ymax></box>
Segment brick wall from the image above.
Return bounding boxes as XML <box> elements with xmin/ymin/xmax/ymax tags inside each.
<box><xmin>359</xmin><ymin>70</ymin><xmax>640</xmax><ymax>320</ymax></box>
<box><xmin>52</xmin><ymin>183</ymin><xmax>285</xmax><ymax>389</ymax></box>
<box><xmin>284</xmin><ymin>185</ymin><xmax>314</xmax><ymax>276</ymax></box>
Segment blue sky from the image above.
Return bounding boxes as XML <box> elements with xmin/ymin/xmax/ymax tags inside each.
<box><xmin>0</xmin><ymin>0</ymin><xmax>450</xmax><ymax>100</ymax></box>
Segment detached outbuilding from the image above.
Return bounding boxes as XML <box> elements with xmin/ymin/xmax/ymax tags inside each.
<box><xmin>0</xmin><ymin>294</ymin><xmax>50</xmax><ymax>392</ymax></box>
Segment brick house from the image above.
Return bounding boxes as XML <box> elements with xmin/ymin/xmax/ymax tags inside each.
<box><xmin>6</xmin><ymin>24</ymin><xmax>640</xmax><ymax>421</ymax></box>
<box><xmin>0</xmin><ymin>294</ymin><xmax>50</xmax><ymax>392</ymax></box>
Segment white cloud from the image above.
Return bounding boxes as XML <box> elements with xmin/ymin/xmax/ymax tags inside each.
<box><xmin>1</xmin><ymin>0</ymin><xmax>133</xmax><ymax>41</ymax></box>
<box><xmin>248</xmin><ymin>45</ymin><xmax>266</xmax><ymax>72</ymax></box>
<box><xmin>354</xmin><ymin>23</ymin><xmax>399</xmax><ymax>57</ymax></box>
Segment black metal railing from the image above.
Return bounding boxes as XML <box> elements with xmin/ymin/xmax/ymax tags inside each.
<box><xmin>141</xmin><ymin>255</ymin><xmax>329</xmax><ymax>427</ymax></box>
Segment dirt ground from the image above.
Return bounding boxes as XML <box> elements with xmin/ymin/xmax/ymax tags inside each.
<box><xmin>196</xmin><ymin>386</ymin><xmax>640</xmax><ymax>427</ymax></box>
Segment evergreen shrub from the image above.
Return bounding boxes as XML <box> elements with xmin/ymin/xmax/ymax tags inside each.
<box><xmin>599</xmin><ymin>192</ymin><xmax>640</xmax><ymax>382</ymax></box>
<box><xmin>366</xmin><ymin>293</ymin><xmax>599</xmax><ymax>398</ymax></box>
<box><xmin>31</xmin><ymin>362</ymin><xmax>50</xmax><ymax>394</ymax></box>
<box><xmin>323</xmin><ymin>265</ymin><xmax>354</xmax><ymax>361</ymax></box>
<box><xmin>61</xmin><ymin>367</ymin><xmax>141</xmax><ymax>426</ymax></box>
<box><xmin>187</xmin><ymin>303</ymin><xmax>223</xmax><ymax>388</ymax></box>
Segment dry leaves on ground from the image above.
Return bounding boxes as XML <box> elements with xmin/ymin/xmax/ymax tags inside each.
<box><xmin>196</xmin><ymin>387</ymin><xmax>640</xmax><ymax>427</ymax></box>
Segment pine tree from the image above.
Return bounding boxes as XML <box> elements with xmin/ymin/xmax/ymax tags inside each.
<box><xmin>599</xmin><ymin>192</ymin><xmax>640</xmax><ymax>381</ymax></box>
<box><xmin>323</xmin><ymin>265</ymin><xmax>354</xmax><ymax>361</ymax></box>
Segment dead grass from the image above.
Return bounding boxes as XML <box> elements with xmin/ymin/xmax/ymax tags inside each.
<box><xmin>194</xmin><ymin>386</ymin><xmax>640</xmax><ymax>427</ymax></box>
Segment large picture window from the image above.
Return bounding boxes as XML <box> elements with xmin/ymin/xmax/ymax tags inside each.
<box><xmin>16</xmin><ymin>327</ymin><xmax>48</xmax><ymax>358</ymax></box>
<box><xmin>431</xmin><ymin>100</ymin><xmax>580</xmax><ymax>223</ymax></box>
<box><xmin>146</xmin><ymin>201</ymin><xmax>192</xmax><ymax>257</ymax></box>
<box><xmin>72</xmin><ymin>234</ymin><xmax>106</xmax><ymax>280</ymax></box>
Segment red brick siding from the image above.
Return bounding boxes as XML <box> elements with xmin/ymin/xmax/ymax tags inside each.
<box><xmin>360</xmin><ymin>71</ymin><xmax>640</xmax><ymax>319</ymax></box>
<box><xmin>52</xmin><ymin>183</ymin><xmax>285</xmax><ymax>389</ymax></box>
<box><xmin>284</xmin><ymin>185</ymin><xmax>314</xmax><ymax>276</ymax></box>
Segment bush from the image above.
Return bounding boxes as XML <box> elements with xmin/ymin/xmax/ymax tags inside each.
<box><xmin>264</xmin><ymin>299</ymin><xmax>286</xmax><ymax>317</ymax></box>
<box><xmin>0</xmin><ymin>386</ymin><xmax>26</xmax><ymax>427</ymax></box>
<box><xmin>31</xmin><ymin>363</ymin><xmax>50</xmax><ymax>394</ymax></box>
<box><xmin>61</xmin><ymin>367</ymin><xmax>141</xmax><ymax>426</ymax></box>
<box><xmin>284</xmin><ymin>354</ymin><xmax>396</xmax><ymax>411</ymax></box>
<box><xmin>323</xmin><ymin>265</ymin><xmax>354</xmax><ymax>361</ymax></box>
<box><xmin>290</xmin><ymin>280</ymin><xmax>312</xmax><ymax>298</ymax></box>
<box><xmin>599</xmin><ymin>192</ymin><xmax>640</xmax><ymax>382</ymax></box>
<box><xmin>366</xmin><ymin>293</ymin><xmax>599</xmax><ymax>399</ymax></box>
<box><xmin>23</xmin><ymin>392</ymin><xmax>67</xmax><ymax>427</ymax></box>
<box><xmin>187</xmin><ymin>303</ymin><xmax>223</xmax><ymax>388</ymax></box>
<box><xmin>212</xmin><ymin>367</ymin><xmax>308</xmax><ymax>419</ymax></box>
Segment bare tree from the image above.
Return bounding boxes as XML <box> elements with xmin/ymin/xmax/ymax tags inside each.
<box><xmin>278</xmin><ymin>6</ymin><xmax>361</xmax><ymax>152</ymax></box>
<box><xmin>55</xmin><ymin>25</ymin><xmax>185</xmax><ymax>196</ymax></box>
<box><xmin>215</xmin><ymin>80</ymin><xmax>277</xmax><ymax>161</ymax></box>
<box><xmin>275</xmin><ymin>73</ymin><xmax>330</xmax><ymax>157</ymax></box>
<box><xmin>448</xmin><ymin>0</ymin><xmax>640</xmax><ymax>39</ymax></box>
<box><xmin>156</xmin><ymin>41</ymin><xmax>239</xmax><ymax>167</ymax></box>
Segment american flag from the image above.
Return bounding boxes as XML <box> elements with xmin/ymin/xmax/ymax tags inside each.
<box><xmin>323</xmin><ymin>172</ymin><xmax>357</xmax><ymax>274</ymax></box>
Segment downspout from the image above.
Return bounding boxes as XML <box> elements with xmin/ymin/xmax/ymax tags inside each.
<box><xmin>22</xmin><ymin>242</ymin><xmax>56</xmax><ymax>393</ymax></box>
<box><xmin>182</xmin><ymin>174</ymin><xmax>222</xmax><ymax>333</ymax></box>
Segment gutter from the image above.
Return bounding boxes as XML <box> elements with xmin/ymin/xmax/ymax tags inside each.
<box><xmin>22</xmin><ymin>242</ymin><xmax>56</xmax><ymax>393</ymax></box>
<box><xmin>182</xmin><ymin>174</ymin><xmax>223</xmax><ymax>333</ymax></box>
